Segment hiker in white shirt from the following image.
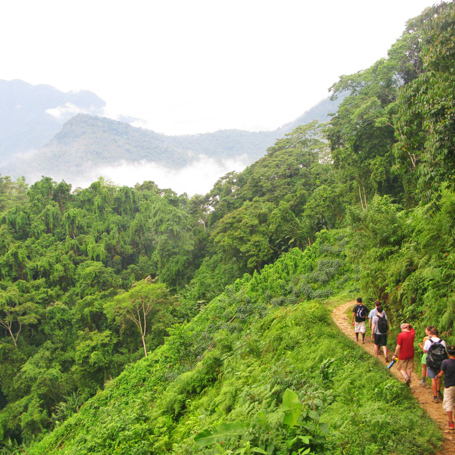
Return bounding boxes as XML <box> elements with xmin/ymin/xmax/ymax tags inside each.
<box><xmin>424</xmin><ymin>327</ymin><xmax>447</xmax><ymax>403</ymax></box>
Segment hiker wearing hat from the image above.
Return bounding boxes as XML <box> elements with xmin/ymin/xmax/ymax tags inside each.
<box><xmin>436</xmin><ymin>345</ymin><xmax>455</xmax><ymax>430</ymax></box>
<box><xmin>392</xmin><ymin>323</ymin><xmax>415</xmax><ymax>386</ymax></box>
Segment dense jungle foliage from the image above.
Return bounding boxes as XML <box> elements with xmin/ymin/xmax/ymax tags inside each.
<box><xmin>1</xmin><ymin>2</ymin><xmax>454</xmax><ymax>453</ymax></box>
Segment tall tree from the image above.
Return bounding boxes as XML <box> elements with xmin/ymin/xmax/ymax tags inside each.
<box><xmin>0</xmin><ymin>282</ymin><xmax>41</xmax><ymax>349</ymax></box>
<box><xmin>394</xmin><ymin>2</ymin><xmax>455</xmax><ymax>201</ymax></box>
<box><xmin>104</xmin><ymin>280</ymin><xmax>174</xmax><ymax>357</ymax></box>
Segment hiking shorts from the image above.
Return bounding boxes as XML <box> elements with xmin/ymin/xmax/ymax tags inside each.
<box><xmin>443</xmin><ymin>386</ymin><xmax>455</xmax><ymax>412</ymax></box>
<box><xmin>427</xmin><ymin>366</ymin><xmax>440</xmax><ymax>379</ymax></box>
<box><xmin>397</xmin><ymin>358</ymin><xmax>414</xmax><ymax>373</ymax></box>
<box><xmin>374</xmin><ymin>333</ymin><xmax>387</xmax><ymax>347</ymax></box>
<box><xmin>354</xmin><ymin>321</ymin><xmax>366</xmax><ymax>333</ymax></box>
<box><xmin>421</xmin><ymin>353</ymin><xmax>427</xmax><ymax>365</ymax></box>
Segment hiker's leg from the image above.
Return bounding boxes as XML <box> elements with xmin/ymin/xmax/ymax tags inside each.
<box><xmin>399</xmin><ymin>369</ymin><xmax>408</xmax><ymax>381</ymax></box>
<box><xmin>398</xmin><ymin>360</ymin><xmax>412</xmax><ymax>382</ymax></box>
<box><xmin>400</xmin><ymin>360</ymin><xmax>412</xmax><ymax>381</ymax></box>
<box><xmin>382</xmin><ymin>345</ymin><xmax>388</xmax><ymax>361</ymax></box>
<box><xmin>436</xmin><ymin>376</ymin><xmax>441</xmax><ymax>393</ymax></box>
<box><xmin>407</xmin><ymin>365</ymin><xmax>413</xmax><ymax>382</ymax></box>
<box><xmin>442</xmin><ymin>387</ymin><xmax>455</xmax><ymax>424</ymax></box>
<box><xmin>431</xmin><ymin>378</ymin><xmax>438</xmax><ymax>397</ymax></box>
<box><xmin>419</xmin><ymin>363</ymin><xmax>426</xmax><ymax>385</ymax></box>
<box><xmin>360</xmin><ymin>322</ymin><xmax>366</xmax><ymax>343</ymax></box>
<box><xmin>429</xmin><ymin>367</ymin><xmax>440</xmax><ymax>399</ymax></box>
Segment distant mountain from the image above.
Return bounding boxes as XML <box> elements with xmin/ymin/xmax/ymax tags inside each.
<box><xmin>277</xmin><ymin>95</ymin><xmax>342</xmax><ymax>133</ymax></box>
<box><xmin>1</xmin><ymin>115</ymin><xmax>280</xmax><ymax>184</ymax></box>
<box><xmin>0</xmin><ymin>79</ymin><xmax>341</xmax><ymax>187</ymax></box>
<box><xmin>0</xmin><ymin>79</ymin><xmax>106</xmax><ymax>163</ymax></box>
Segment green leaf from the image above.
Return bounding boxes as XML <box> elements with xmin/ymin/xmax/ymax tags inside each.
<box><xmin>282</xmin><ymin>389</ymin><xmax>302</xmax><ymax>428</ymax></box>
<box><xmin>194</xmin><ymin>422</ymin><xmax>248</xmax><ymax>447</ymax></box>
<box><xmin>318</xmin><ymin>422</ymin><xmax>329</xmax><ymax>434</ymax></box>
<box><xmin>256</xmin><ymin>410</ymin><xmax>268</xmax><ymax>428</ymax></box>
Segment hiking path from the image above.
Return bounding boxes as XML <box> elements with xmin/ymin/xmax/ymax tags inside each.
<box><xmin>332</xmin><ymin>300</ymin><xmax>455</xmax><ymax>455</ymax></box>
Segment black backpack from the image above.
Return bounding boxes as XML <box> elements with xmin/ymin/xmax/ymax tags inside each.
<box><xmin>376</xmin><ymin>314</ymin><xmax>388</xmax><ymax>334</ymax></box>
<box><xmin>356</xmin><ymin>305</ymin><xmax>367</xmax><ymax>319</ymax></box>
<box><xmin>426</xmin><ymin>339</ymin><xmax>448</xmax><ymax>371</ymax></box>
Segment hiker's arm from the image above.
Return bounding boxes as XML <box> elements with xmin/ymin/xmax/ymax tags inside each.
<box><xmin>394</xmin><ymin>344</ymin><xmax>401</xmax><ymax>358</ymax></box>
<box><xmin>371</xmin><ymin>324</ymin><xmax>375</xmax><ymax>338</ymax></box>
<box><xmin>351</xmin><ymin>311</ymin><xmax>355</xmax><ymax>323</ymax></box>
<box><xmin>423</xmin><ymin>340</ymin><xmax>429</xmax><ymax>353</ymax></box>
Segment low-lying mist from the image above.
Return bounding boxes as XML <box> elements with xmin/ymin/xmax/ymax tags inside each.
<box><xmin>69</xmin><ymin>155</ymin><xmax>249</xmax><ymax>196</ymax></box>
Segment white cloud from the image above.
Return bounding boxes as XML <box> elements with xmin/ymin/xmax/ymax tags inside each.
<box><xmin>91</xmin><ymin>155</ymin><xmax>250</xmax><ymax>196</ymax></box>
<box><xmin>46</xmin><ymin>103</ymin><xmax>96</xmax><ymax>122</ymax></box>
<box><xmin>14</xmin><ymin>147</ymin><xmax>42</xmax><ymax>160</ymax></box>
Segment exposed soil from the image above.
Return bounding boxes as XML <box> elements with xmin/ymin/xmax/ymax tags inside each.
<box><xmin>332</xmin><ymin>301</ymin><xmax>455</xmax><ymax>455</ymax></box>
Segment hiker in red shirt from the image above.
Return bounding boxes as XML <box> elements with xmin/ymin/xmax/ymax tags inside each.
<box><xmin>393</xmin><ymin>323</ymin><xmax>416</xmax><ymax>386</ymax></box>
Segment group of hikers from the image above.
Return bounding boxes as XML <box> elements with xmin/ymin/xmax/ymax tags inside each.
<box><xmin>351</xmin><ymin>297</ymin><xmax>455</xmax><ymax>430</ymax></box>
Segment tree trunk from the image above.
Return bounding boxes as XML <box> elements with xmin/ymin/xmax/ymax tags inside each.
<box><xmin>141</xmin><ymin>335</ymin><xmax>148</xmax><ymax>357</ymax></box>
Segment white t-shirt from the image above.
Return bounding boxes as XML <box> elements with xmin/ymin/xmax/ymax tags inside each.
<box><xmin>423</xmin><ymin>336</ymin><xmax>447</xmax><ymax>352</ymax></box>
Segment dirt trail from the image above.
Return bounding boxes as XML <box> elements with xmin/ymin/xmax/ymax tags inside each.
<box><xmin>332</xmin><ymin>301</ymin><xmax>455</xmax><ymax>455</ymax></box>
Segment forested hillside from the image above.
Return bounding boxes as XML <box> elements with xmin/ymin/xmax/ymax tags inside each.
<box><xmin>1</xmin><ymin>2</ymin><xmax>454</xmax><ymax>454</ymax></box>
<box><xmin>0</xmin><ymin>96</ymin><xmax>340</xmax><ymax>187</ymax></box>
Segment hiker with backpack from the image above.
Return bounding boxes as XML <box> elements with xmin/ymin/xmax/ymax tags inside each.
<box><xmin>424</xmin><ymin>327</ymin><xmax>448</xmax><ymax>403</ymax></box>
<box><xmin>368</xmin><ymin>300</ymin><xmax>387</xmax><ymax>331</ymax></box>
<box><xmin>436</xmin><ymin>345</ymin><xmax>455</xmax><ymax>430</ymax></box>
<box><xmin>392</xmin><ymin>323</ymin><xmax>416</xmax><ymax>386</ymax></box>
<box><xmin>371</xmin><ymin>305</ymin><xmax>389</xmax><ymax>362</ymax></box>
<box><xmin>352</xmin><ymin>297</ymin><xmax>369</xmax><ymax>343</ymax></box>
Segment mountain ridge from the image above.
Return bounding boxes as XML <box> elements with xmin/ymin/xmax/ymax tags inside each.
<box><xmin>0</xmin><ymin>79</ymin><xmax>106</xmax><ymax>163</ymax></box>
<box><xmin>0</xmin><ymin>81</ymin><xmax>341</xmax><ymax>188</ymax></box>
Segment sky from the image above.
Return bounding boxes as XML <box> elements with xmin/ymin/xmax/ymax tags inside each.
<box><xmin>0</xmin><ymin>0</ymin><xmax>441</xmax><ymax>194</ymax></box>
<box><xmin>0</xmin><ymin>0</ymin><xmax>440</xmax><ymax>136</ymax></box>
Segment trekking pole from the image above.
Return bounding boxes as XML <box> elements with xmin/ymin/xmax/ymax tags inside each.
<box><xmin>387</xmin><ymin>356</ymin><xmax>398</xmax><ymax>369</ymax></box>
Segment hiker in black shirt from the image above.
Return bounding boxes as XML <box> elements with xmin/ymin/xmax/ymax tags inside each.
<box><xmin>437</xmin><ymin>345</ymin><xmax>455</xmax><ymax>430</ymax></box>
<box><xmin>351</xmin><ymin>297</ymin><xmax>369</xmax><ymax>344</ymax></box>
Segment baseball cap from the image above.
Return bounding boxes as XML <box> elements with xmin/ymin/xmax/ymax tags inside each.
<box><xmin>447</xmin><ymin>345</ymin><xmax>455</xmax><ymax>354</ymax></box>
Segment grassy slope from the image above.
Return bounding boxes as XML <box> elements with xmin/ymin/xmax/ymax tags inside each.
<box><xmin>30</xmin><ymin>231</ymin><xmax>441</xmax><ymax>455</ymax></box>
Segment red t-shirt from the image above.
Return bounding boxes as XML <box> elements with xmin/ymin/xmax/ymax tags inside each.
<box><xmin>397</xmin><ymin>328</ymin><xmax>415</xmax><ymax>360</ymax></box>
